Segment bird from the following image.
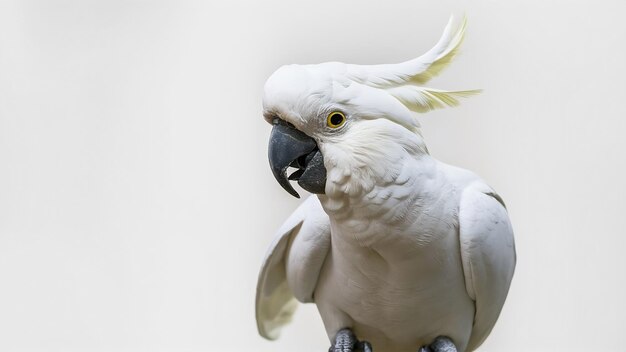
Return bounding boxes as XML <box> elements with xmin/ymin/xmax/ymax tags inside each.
<box><xmin>255</xmin><ymin>15</ymin><xmax>516</xmax><ymax>352</ymax></box>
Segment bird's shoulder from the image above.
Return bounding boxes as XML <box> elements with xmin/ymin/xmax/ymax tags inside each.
<box><xmin>434</xmin><ymin>160</ymin><xmax>485</xmax><ymax>191</ymax></box>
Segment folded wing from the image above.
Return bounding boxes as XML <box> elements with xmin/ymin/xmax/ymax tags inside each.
<box><xmin>256</xmin><ymin>196</ymin><xmax>331</xmax><ymax>340</ymax></box>
<box><xmin>459</xmin><ymin>183</ymin><xmax>516</xmax><ymax>351</ymax></box>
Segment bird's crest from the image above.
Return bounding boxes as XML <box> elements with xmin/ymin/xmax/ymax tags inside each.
<box><xmin>345</xmin><ymin>15</ymin><xmax>480</xmax><ymax>116</ymax></box>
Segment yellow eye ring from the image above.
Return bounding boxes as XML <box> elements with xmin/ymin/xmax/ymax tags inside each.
<box><xmin>327</xmin><ymin>111</ymin><xmax>346</xmax><ymax>128</ymax></box>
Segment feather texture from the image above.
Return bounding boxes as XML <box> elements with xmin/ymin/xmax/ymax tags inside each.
<box><xmin>346</xmin><ymin>15</ymin><xmax>468</xmax><ymax>88</ymax></box>
<box><xmin>342</xmin><ymin>15</ymin><xmax>479</xmax><ymax>115</ymax></box>
<box><xmin>459</xmin><ymin>183</ymin><xmax>516</xmax><ymax>351</ymax></box>
<box><xmin>387</xmin><ymin>86</ymin><xmax>481</xmax><ymax>113</ymax></box>
<box><xmin>256</xmin><ymin>196</ymin><xmax>331</xmax><ymax>340</ymax></box>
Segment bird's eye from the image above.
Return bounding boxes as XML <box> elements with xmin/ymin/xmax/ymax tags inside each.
<box><xmin>327</xmin><ymin>111</ymin><xmax>346</xmax><ymax>129</ymax></box>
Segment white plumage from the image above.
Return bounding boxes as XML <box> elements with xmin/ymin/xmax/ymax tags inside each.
<box><xmin>257</xmin><ymin>15</ymin><xmax>515</xmax><ymax>352</ymax></box>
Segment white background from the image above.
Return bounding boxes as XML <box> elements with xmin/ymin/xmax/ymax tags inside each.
<box><xmin>1</xmin><ymin>0</ymin><xmax>625</xmax><ymax>351</ymax></box>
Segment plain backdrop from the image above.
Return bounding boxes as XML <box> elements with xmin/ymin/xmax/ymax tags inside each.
<box><xmin>1</xmin><ymin>0</ymin><xmax>625</xmax><ymax>351</ymax></box>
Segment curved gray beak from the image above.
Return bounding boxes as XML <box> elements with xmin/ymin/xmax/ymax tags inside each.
<box><xmin>268</xmin><ymin>121</ymin><xmax>327</xmax><ymax>198</ymax></box>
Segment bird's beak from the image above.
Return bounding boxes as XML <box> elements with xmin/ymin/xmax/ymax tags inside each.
<box><xmin>268</xmin><ymin>121</ymin><xmax>327</xmax><ymax>198</ymax></box>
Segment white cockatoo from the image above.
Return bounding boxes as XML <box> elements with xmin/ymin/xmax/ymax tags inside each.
<box><xmin>256</xmin><ymin>16</ymin><xmax>516</xmax><ymax>352</ymax></box>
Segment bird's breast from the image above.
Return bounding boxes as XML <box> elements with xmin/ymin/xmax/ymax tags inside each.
<box><xmin>316</xmin><ymin>217</ymin><xmax>474</xmax><ymax>351</ymax></box>
<box><xmin>315</xmin><ymin>166</ymin><xmax>475</xmax><ymax>350</ymax></box>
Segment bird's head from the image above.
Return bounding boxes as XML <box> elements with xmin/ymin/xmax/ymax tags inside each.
<box><xmin>263</xmin><ymin>16</ymin><xmax>479</xmax><ymax>199</ymax></box>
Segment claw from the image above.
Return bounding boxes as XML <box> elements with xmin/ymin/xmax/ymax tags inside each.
<box><xmin>357</xmin><ymin>341</ymin><xmax>373</xmax><ymax>352</ymax></box>
<box><xmin>330</xmin><ymin>328</ymin><xmax>373</xmax><ymax>352</ymax></box>
<box><xmin>419</xmin><ymin>336</ymin><xmax>457</xmax><ymax>352</ymax></box>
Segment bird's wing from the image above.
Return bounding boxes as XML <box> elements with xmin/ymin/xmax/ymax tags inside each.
<box><xmin>255</xmin><ymin>195</ymin><xmax>331</xmax><ymax>340</ymax></box>
<box><xmin>459</xmin><ymin>182</ymin><xmax>516</xmax><ymax>351</ymax></box>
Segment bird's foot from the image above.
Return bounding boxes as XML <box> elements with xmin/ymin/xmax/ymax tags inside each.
<box><xmin>418</xmin><ymin>336</ymin><xmax>457</xmax><ymax>352</ymax></box>
<box><xmin>329</xmin><ymin>328</ymin><xmax>373</xmax><ymax>352</ymax></box>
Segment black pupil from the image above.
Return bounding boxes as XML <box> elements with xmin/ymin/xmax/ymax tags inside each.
<box><xmin>330</xmin><ymin>113</ymin><xmax>343</xmax><ymax>126</ymax></box>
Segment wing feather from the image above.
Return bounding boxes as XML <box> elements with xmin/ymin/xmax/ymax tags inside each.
<box><xmin>459</xmin><ymin>183</ymin><xmax>516</xmax><ymax>351</ymax></box>
<box><xmin>255</xmin><ymin>196</ymin><xmax>331</xmax><ymax>340</ymax></box>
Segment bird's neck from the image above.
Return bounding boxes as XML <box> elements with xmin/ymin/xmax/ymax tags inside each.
<box><xmin>318</xmin><ymin>127</ymin><xmax>436</xmax><ymax>231</ymax></box>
